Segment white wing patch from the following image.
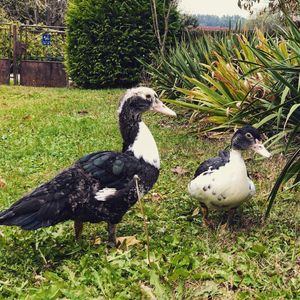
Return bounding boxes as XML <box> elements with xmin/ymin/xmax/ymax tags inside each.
<box><xmin>95</xmin><ymin>188</ymin><xmax>117</xmax><ymax>201</ymax></box>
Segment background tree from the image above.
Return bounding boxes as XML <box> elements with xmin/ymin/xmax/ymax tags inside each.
<box><xmin>0</xmin><ymin>7</ymin><xmax>9</xmax><ymax>22</ymax></box>
<box><xmin>0</xmin><ymin>0</ymin><xmax>67</xmax><ymax>26</ymax></box>
<box><xmin>195</xmin><ymin>14</ymin><xmax>246</xmax><ymax>28</ymax></box>
<box><xmin>238</xmin><ymin>0</ymin><xmax>300</xmax><ymax>15</ymax></box>
<box><xmin>150</xmin><ymin>0</ymin><xmax>179</xmax><ymax>55</ymax></box>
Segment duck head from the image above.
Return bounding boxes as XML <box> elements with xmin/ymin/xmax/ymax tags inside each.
<box><xmin>231</xmin><ymin>125</ymin><xmax>271</xmax><ymax>158</ymax></box>
<box><xmin>118</xmin><ymin>87</ymin><xmax>176</xmax><ymax>118</ymax></box>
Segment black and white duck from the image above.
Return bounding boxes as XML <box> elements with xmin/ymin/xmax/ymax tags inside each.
<box><xmin>188</xmin><ymin>125</ymin><xmax>271</xmax><ymax>228</ymax></box>
<box><xmin>0</xmin><ymin>87</ymin><xmax>176</xmax><ymax>246</ymax></box>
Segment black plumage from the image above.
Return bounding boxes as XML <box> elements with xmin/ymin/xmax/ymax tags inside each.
<box><xmin>0</xmin><ymin>87</ymin><xmax>176</xmax><ymax>245</ymax></box>
<box><xmin>193</xmin><ymin>150</ymin><xmax>230</xmax><ymax>178</ymax></box>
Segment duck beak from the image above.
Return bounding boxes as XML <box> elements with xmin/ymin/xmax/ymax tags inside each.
<box><xmin>151</xmin><ymin>99</ymin><xmax>177</xmax><ymax>117</ymax></box>
<box><xmin>251</xmin><ymin>139</ymin><xmax>271</xmax><ymax>158</ymax></box>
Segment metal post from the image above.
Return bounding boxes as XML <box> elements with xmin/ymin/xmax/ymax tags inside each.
<box><xmin>13</xmin><ymin>24</ymin><xmax>18</xmax><ymax>85</ymax></box>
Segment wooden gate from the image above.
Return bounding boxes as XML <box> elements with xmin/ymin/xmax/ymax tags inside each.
<box><xmin>0</xmin><ymin>23</ymin><xmax>12</xmax><ymax>84</ymax></box>
<box><xmin>19</xmin><ymin>25</ymin><xmax>68</xmax><ymax>87</ymax></box>
<box><xmin>0</xmin><ymin>23</ymin><xmax>68</xmax><ymax>87</ymax></box>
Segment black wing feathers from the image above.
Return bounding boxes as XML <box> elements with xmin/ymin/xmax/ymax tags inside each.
<box><xmin>78</xmin><ymin>151</ymin><xmax>142</xmax><ymax>189</ymax></box>
<box><xmin>0</xmin><ymin>168</ymin><xmax>76</xmax><ymax>229</ymax></box>
<box><xmin>194</xmin><ymin>150</ymin><xmax>230</xmax><ymax>178</ymax></box>
<box><xmin>0</xmin><ymin>151</ymin><xmax>143</xmax><ymax>230</ymax></box>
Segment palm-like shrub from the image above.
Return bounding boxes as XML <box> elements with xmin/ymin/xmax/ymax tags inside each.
<box><xmin>265</xmin><ymin>146</ymin><xmax>300</xmax><ymax>219</ymax></box>
<box><xmin>143</xmin><ymin>35</ymin><xmax>214</xmax><ymax>97</ymax></box>
<box><xmin>162</xmin><ymin>20</ymin><xmax>300</xmax><ymax>154</ymax></box>
<box><xmin>144</xmin><ymin>31</ymin><xmax>251</xmax><ymax>98</ymax></box>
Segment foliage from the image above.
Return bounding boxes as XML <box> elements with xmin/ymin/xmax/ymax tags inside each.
<box><xmin>154</xmin><ymin>18</ymin><xmax>300</xmax><ymax>155</ymax></box>
<box><xmin>265</xmin><ymin>146</ymin><xmax>300</xmax><ymax>219</ymax></box>
<box><xmin>0</xmin><ymin>0</ymin><xmax>67</xmax><ymax>26</ymax></box>
<box><xmin>65</xmin><ymin>0</ymin><xmax>182</xmax><ymax>88</ymax></box>
<box><xmin>180</xmin><ymin>13</ymin><xmax>199</xmax><ymax>28</ymax></box>
<box><xmin>245</xmin><ymin>10</ymin><xmax>282</xmax><ymax>31</ymax></box>
<box><xmin>0</xmin><ymin>23</ymin><xmax>12</xmax><ymax>58</ymax></box>
<box><xmin>21</xmin><ymin>25</ymin><xmax>65</xmax><ymax>61</ymax></box>
<box><xmin>0</xmin><ymin>86</ymin><xmax>299</xmax><ymax>299</ymax></box>
<box><xmin>143</xmin><ymin>36</ymin><xmax>212</xmax><ymax>98</ymax></box>
<box><xmin>0</xmin><ymin>6</ymin><xmax>9</xmax><ymax>22</ymax></box>
<box><xmin>238</xmin><ymin>0</ymin><xmax>300</xmax><ymax>15</ymax></box>
<box><xmin>144</xmin><ymin>30</ymin><xmax>255</xmax><ymax>98</ymax></box>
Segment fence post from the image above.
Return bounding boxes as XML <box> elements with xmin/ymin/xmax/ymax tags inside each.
<box><xmin>13</xmin><ymin>24</ymin><xmax>18</xmax><ymax>85</ymax></box>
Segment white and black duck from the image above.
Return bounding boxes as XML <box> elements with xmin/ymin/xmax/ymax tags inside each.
<box><xmin>0</xmin><ymin>87</ymin><xmax>176</xmax><ymax>246</ymax></box>
<box><xmin>188</xmin><ymin>125</ymin><xmax>271</xmax><ymax>228</ymax></box>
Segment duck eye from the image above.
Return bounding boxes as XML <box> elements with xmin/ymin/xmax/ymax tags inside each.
<box><xmin>245</xmin><ymin>132</ymin><xmax>253</xmax><ymax>139</ymax></box>
<box><xmin>145</xmin><ymin>94</ymin><xmax>151</xmax><ymax>99</ymax></box>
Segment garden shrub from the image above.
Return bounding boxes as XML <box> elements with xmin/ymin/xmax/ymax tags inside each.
<box><xmin>66</xmin><ymin>0</ymin><xmax>182</xmax><ymax>88</ymax></box>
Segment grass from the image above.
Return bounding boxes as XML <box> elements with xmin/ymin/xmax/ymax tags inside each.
<box><xmin>0</xmin><ymin>86</ymin><xmax>299</xmax><ymax>299</ymax></box>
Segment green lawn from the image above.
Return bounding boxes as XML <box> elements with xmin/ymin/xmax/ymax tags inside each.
<box><xmin>0</xmin><ymin>86</ymin><xmax>299</xmax><ymax>299</ymax></box>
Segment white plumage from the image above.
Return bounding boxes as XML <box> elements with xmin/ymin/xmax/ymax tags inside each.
<box><xmin>188</xmin><ymin>150</ymin><xmax>255</xmax><ymax>210</ymax></box>
<box><xmin>129</xmin><ymin>121</ymin><xmax>160</xmax><ymax>169</ymax></box>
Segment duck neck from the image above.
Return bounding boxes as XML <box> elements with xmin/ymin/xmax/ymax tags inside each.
<box><xmin>229</xmin><ymin>148</ymin><xmax>247</xmax><ymax>173</ymax></box>
<box><xmin>119</xmin><ymin>107</ymin><xmax>142</xmax><ymax>152</ymax></box>
<box><xmin>119</xmin><ymin>109</ymin><xmax>160</xmax><ymax>169</ymax></box>
<box><xmin>229</xmin><ymin>148</ymin><xmax>244</xmax><ymax>161</ymax></box>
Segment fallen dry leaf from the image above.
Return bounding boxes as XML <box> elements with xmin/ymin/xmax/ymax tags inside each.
<box><xmin>93</xmin><ymin>237</ymin><xmax>102</xmax><ymax>245</ymax></box>
<box><xmin>22</xmin><ymin>115</ymin><xmax>32</xmax><ymax>121</ymax></box>
<box><xmin>139</xmin><ymin>282</ymin><xmax>157</xmax><ymax>300</ymax></box>
<box><xmin>171</xmin><ymin>166</ymin><xmax>189</xmax><ymax>176</ymax></box>
<box><xmin>151</xmin><ymin>192</ymin><xmax>163</xmax><ymax>201</ymax></box>
<box><xmin>116</xmin><ymin>235</ymin><xmax>141</xmax><ymax>249</ymax></box>
<box><xmin>34</xmin><ymin>274</ymin><xmax>46</xmax><ymax>284</ymax></box>
<box><xmin>192</xmin><ymin>207</ymin><xmax>200</xmax><ymax>217</ymax></box>
<box><xmin>251</xmin><ymin>172</ymin><xmax>264</xmax><ymax>180</ymax></box>
<box><xmin>0</xmin><ymin>178</ymin><xmax>6</xmax><ymax>189</ymax></box>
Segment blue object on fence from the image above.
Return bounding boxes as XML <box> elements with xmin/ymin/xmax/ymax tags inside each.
<box><xmin>42</xmin><ymin>33</ymin><xmax>51</xmax><ymax>46</ymax></box>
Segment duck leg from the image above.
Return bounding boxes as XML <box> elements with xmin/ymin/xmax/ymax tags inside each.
<box><xmin>107</xmin><ymin>222</ymin><xmax>117</xmax><ymax>247</ymax></box>
<box><xmin>221</xmin><ymin>208</ymin><xmax>236</xmax><ymax>230</ymax></box>
<box><xmin>200</xmin><ymin>203</ymin><xmax>214</xmax><ymax>228</ymax></box>
<box><xmin>74</xmin><ymin>220</ymin><xmax>84</xmax><ymax>240</ymax></box>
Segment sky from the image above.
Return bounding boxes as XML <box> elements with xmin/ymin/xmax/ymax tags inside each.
<box><xmin>177</xmin><ymin>0</ymin><xmax>269</xmax><ymax>17</ymax></box>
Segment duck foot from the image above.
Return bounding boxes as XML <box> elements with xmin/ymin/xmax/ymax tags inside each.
<box><xmin>220</xmin><ymin>222</ymin><xmax>229</xmax><ymax>232</ymax></box>
<box><xmin>203</xmin><ymin>218</ymin><xmax>215</xmax><ymax>229</ymax></box>
<box><xmin>201</xmin><ymin>204</ymin><xmax>214</xmax><ymax>228</ymax></box>
<box><xmin>220</xmin><ymin>208</ymin><xmax>236</xmax><ymax>231</ymax></box>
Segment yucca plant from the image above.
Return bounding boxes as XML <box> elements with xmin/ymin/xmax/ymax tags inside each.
<box><xmin>166</xmin><ymin>18</ymin><xmax>299</xmax><ymax>153</ymax></box>
<box><xmin>142</xmin><ymin>35</ymin><xmax>214</xmax><ymax>97</ymax></box>
<box><xmin>247</xmin><ymin>19</ymin><xmax>300</xmax><ymax>153</ymax></box>
<box><xmin>163</xmin><ymin>30</ymin><xmax>273</xmax><ymax>130</ymax></box>
<box><xmin>265</xmin><ymin>146</ymin><xmax>300</xmax><ymax>219</ymax></box>
<box><xmin>143</xmin><ymin>30</ymin><xmax>253</xmax><ymax>98</ymax></box>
